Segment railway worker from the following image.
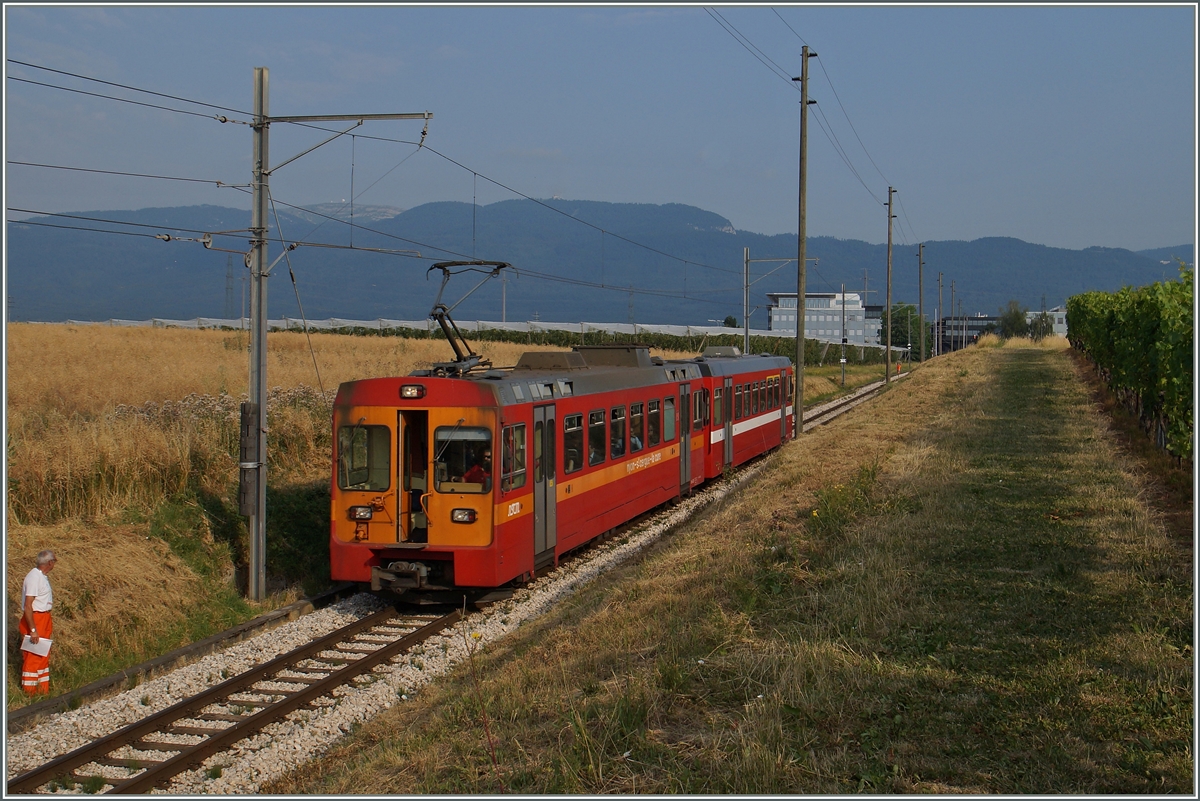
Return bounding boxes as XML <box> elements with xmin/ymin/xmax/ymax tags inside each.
<box><xmin>463</xmin><ymin>448</ymin><xmax>492</xmax><ymax>487</ymax></box>
<box><xmin>18</xmin><ymin>550</ymin><xmax>56</xmax><ymax>695</ymax></box>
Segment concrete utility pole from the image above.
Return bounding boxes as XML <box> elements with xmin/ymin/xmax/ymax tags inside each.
<box><xmin>840</xmin><ymin>282</ymin><xmax>847</xmax><ymax>386</ymax></box>
<box><xmin>949</xmin><ymin>280</ymin><xmax>956</xmax><ymax>352</ymax></box>
<box><xmin>885</xmin><ymin>186</ymin><xmax>896</xmax><ymax>382</ymax></box>
<box><xmin>937</xmin><ymin>271</ymin><xmax>943</xmax><ymax>356</ymax></box>
<box><xmin>243</xmin><ymin>66</ymin><xmax>431</xmax><ymax>601</ymax></box>
<box><xmin>918</xmin><ymin>243</ymin><xmax>925</xmax><ymax>362</ymax></box>
<box><xmin>743</xmin><ymin>247</ymin><xmax>750</xmax><ymax>354</ymax></box>
<box><xmin>792</xmin><ymin>46</ymin><xmax>816</xmax><ymax>432</ymax></box>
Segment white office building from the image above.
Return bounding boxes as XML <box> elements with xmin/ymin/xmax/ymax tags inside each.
<box><xmin>766</xmin><ymin>292</ymin><xmax>881</xmax><ymax>345</ymax></box>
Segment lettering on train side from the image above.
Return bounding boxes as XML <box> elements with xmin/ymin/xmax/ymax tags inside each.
<box><xmin>507</xmin><ymin>501</ymin><xmax>522</xmax><ymax>518</ymax></box>
<box><xmin>626</xmin><ymin>451</ymin><xmax>662</xmax><ymax>474</ymax></box>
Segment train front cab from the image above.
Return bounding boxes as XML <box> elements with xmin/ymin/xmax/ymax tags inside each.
<box><xmin>330</xmin><ymin>377</ymin><xmax>532</xmax><ymax>594</ymax></box>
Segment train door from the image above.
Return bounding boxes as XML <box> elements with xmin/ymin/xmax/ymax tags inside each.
<box><xmin>779</xmin><ymin>371</ymin><xmax>788</xmax><ymax>441</ymax></box>
<box><xmin>723</xmin><ymin>377</ymin><xmax>734</xmax><ymax>465</ymax></box>
<box><xmin>532</xmin><ymin>405</ymin><xmax>557</xmax><ymax>560</ymax></box>
<box><xmin>398</xmin><ymin>410</ymin><xmax>429</xmax><ymax>543</ymax></box>
<box><xmin>678</xmin><ymin>384</ymin><xmax>691</xmax><ymax>494</ymax></box>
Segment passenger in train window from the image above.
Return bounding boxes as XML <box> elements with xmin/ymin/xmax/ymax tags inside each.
<box><xmin>610</xmin><ymin>407</ymin><xmax>626</xmax><ymax>459</ymax></box>
<box><xmin>629</xmin><ymin>403</ymin><xmax>645</xmax><ymax>452</ymax></box>
<box><xmin>463</xmin><ymin>447</ymin><xmax>492</xmax><ymax>488</ymax></box>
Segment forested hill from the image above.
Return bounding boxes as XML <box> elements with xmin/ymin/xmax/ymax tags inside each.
<box><xmin>6</xmin><ymin>199</ymin><xmax>1189</xmax><ymax>324</ymax></box>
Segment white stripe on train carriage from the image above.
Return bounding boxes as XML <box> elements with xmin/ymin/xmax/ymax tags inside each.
<box><xmin>731</xmin><ymin>409</ymin><xmax>784</xmax><ymax>438</ymax></box>
<box><xmin>709</xmin><ymin>409</ymin><xmax>788</xmax><ymax>445</ymax></box>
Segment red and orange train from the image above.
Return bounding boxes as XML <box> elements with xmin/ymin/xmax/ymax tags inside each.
<box><xmin>330</xmin><ymin>343</ymin><xmax>794</xmax><ymax>598</ymax></box>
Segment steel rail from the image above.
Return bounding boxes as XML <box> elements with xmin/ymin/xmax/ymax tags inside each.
<box><xmin>7</xmin><ymin>608</ymin><xmax>459</xmax><ymax>795</ymax></box>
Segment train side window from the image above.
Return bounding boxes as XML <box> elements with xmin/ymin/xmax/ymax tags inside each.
<box><xmin>733</xmin><ymin>386</ymin><xmax>742</xmax><ymax>420</ymax></box>
<box><xmin>501</xmin><ymin>424</ymin><xmax>527</xmax><ymax>491</ymax></box>
<box><xmin>629</xmin><ymin>403</ymin><xmax>645</xmax><ymax>452</ymax></box>
<box><xmin>785</xmin><ymin>375</ymin><xmax>792</xmax><ymax>406</ymax></box>
<box><xmin>664</xmin><ymin>397</ymin><xmax>676</xmax><ymax>441</ymax></box>
<box><xmin>588</xmin><ymin>410</ymin><xmax>606</xmax><ymax>466</ymax></box>
<box><xmin>693</xmin><ymin>390</ymin><xmax>706</xmax><ymax>429</ymax></box>
<box><xmin>761</xmin><ymin>381</ymin><xmax>768</xmax><ymax>412</ymax></box>
<box><xmin>747</xmin><ymin>382</ymin><xmax>755</xmax><ymax>416</ymax></box>
<box><xmin>713</xmin><ymin>388</ymin><xmax>723</xmax><ymax>427</ymax></box>
<box><xmin>610</xmin><ymin>406</ymin><xmax>626</xmax><ymax>459</ymax></box>
<box><xmin>648</xmin><ymin>400</ymin><xmax>661</xmax><ymax>447</ymax></box>
<box><xmin>338</xmin><ymin>424</ymin><xmax>391</xmax><ymax>491</ymax></box>
<box><xmin>768</xmin><ymin>377</ymin><xmax>776</xmax><ymax>409</ymax></box>
<box><xmin>563</xmin><ymin>414</ymin><xmax>584</xmax><ymax>474</ymax></box>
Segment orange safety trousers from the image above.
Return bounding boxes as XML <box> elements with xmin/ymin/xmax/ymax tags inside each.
<box><xmin>18</xmin><ymin>610</ymin><xmax>52</xmax><ymax>695</ymax></box>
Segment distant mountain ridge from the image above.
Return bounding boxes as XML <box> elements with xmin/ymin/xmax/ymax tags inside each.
<box><xmin>5</xmin><ymin>200</ymin><xmax>1190</xmax><ymax>324</ymax></box>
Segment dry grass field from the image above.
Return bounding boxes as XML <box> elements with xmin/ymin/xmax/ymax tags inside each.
<box><xmin>0</xmin><ymin>321</ymin><xmax>934</xmax><ymax>709</ymax></box>
<box><xmin>5</xmin><ymin>323</ymin><xmax>701</xmax><ymax>704</ymax></box>
<box><xmin>270</xmin><ymin>336</ymin><xmax>1192</xmax><ymax>794</ymax></box>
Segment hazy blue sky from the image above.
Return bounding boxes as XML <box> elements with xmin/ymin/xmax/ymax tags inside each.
<box><xmin>4</xmin><ymin>4</ymin><xmax>1196</xmax><ymax>251</ymax></box>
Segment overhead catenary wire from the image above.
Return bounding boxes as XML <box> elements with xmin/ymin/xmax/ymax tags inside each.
<box><xmin>11</xmin><ymin>60</ymin><xmax>766</xmax><ymax>309</ymax></box>
<box><xmin>269</xmin><ymin>191</ymin><xmax>328</xmax><ymax>402</ymax></box>
<box><xmin>7</xmin><ymin>76</ymin><xmax>248</xmax><ymax>125</ymax></box>
<box><xmin>12</xmin><ymin>59</ymin><xmax>741</xmax><ymax>282</ymax></box>
<box><xmin>7</xmin><ymin>208</ymin><xmax>745</xmax><ymax>310</ymax></box>
<box><xmin>8</xmin><ymin>58</ymin><xmax>250</xmax><ymax>116</ymax></box>
<box><xmin>7</xmin><ymin>160</ymin><xmax>246</xmax><ymax>189</ymax></box>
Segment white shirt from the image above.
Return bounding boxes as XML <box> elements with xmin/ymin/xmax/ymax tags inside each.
<box><xmin>22</xmin><ymin>568</ymin><xmax>52</xmax><ymax>612</ymax></box>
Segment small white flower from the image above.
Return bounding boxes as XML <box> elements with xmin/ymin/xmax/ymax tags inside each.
<box><xmin>756</xmin><ymin>694</ymin><xmax>764</xmax><ymax>700</ymax></box>
<box><xmin>622</xmin><ymin>750</ymin><xmax>632</xmax><ymax>758</ymax></box>
<box><xmin>697</xmin><ymin>659</ymin><xmax>705</xmax><ymax>665</ymax></box>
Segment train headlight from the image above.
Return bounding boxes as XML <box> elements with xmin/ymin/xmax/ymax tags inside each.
<box><xmin>400</xmin><ymin>384</ymin><xmax>426</xmax><ymax>399</ymax></box>
<box><xmin>450</xmin><ymin>508</ymin><xmax>477</xmax><ymax>524</ymax></box>
<box><xmin>349</xmin><ymin>505</ymin><xmax>373</xmax><ymax>521</ymax></box>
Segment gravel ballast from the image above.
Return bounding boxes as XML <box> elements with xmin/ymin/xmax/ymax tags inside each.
<box><xmin>6</xmin><ymin>461</ymin><xmax>767</xmax><ymax>794</ymax></box>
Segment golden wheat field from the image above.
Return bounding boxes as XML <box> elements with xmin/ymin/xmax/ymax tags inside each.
<box><xmin>2</xmin><ymin>321</ymin><xmax>865</xmax><ymax>704</ymax></box>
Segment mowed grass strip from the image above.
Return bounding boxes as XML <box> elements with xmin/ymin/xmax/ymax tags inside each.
<box><xmin>267</xmin><ymin>338</ymin><xmax>1191</xmax><ymax>794</ymax></box>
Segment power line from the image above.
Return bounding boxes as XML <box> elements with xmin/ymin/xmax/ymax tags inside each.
<box><xmin>772</xmin><ymin>8</ymin><xmax>893</xmax><ymax>189</ymax></box>
<box><xmin>7</xmin><ymin>76</ymin><xmax>249</xmax><ymax>124</ymax></box>
<box><xmin>705</xmin><ymin>8</ymin><xmax>796</xmax><ymax>88</ymax></box>
<box><xmin>705</xmin><ymin>8</ymin><xmax>885</xmax><ymax>209</ymax></box>
<box><xmin>7</xmin><ymin>58</ymin><xmax>250</xmax><ymax>116</ymax></box>
<box><xmin>10</xmin><ymin>61</ymin><xmax>743</xmax><ymax>301</ymax></box>
<box><xmin>274</xmin><ymin>125</ymin><xmax>741</xmax><ymax>277</ymax></box>
<box><xmin>8</xmin><ymin>160</ymin><xmax>243</xmax><ymax>188</ymax></box>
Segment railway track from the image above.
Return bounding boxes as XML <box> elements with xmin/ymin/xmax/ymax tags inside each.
<box><xmin>7</xmin><ymin>371</ymin><xmax>903</xmax><ymax>794</ymax></box>
<box><xmin>6</xmin><ymin>608</ymin><xmax>459</xmax><ymax>795</ymax></box>
<box><xmin>802</xmin><ymin>373</ymin><xmax>907</xmax><ymax>432</ymax></box>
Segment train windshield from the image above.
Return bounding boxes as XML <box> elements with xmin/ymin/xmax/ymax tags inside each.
<box><xmin>433</xmin><ymin>426</ymin><xmax>492</xmax><ymax>493</ymax></box>
<box><xmin>337</xmin><ymin>424</ymin><xmax>391</xmax><ymax>491</ymax></box>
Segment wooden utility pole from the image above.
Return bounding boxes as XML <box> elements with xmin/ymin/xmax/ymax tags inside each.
<box><xmin>792</xmin><ymin>46</ymin><xmax>816</xmax><ymax>433</ymax></box>
<box><xmin>885</xmin><ymin>186</ymin><xmax>895</xmax><ymax>382</ymax></box>
<box><xmin>918</xmin><ymin>243</ymin><xmax>925</xmax><ymax>362</ymax></box>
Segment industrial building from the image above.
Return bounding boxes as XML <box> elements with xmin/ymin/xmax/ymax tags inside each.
<box><xmin>766</xmin><ymin>291</ymin><xmax>884</xmax><ymax>345</ymax></box>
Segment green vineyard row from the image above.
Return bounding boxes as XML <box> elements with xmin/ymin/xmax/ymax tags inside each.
<box><xmin>1066</xmin><ymin>264</ymin><xmax>1193</xmax><ymax>460</ymax></box>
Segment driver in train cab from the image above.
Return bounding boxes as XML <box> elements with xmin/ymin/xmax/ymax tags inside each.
<box><xmin>463</xmin><ymin>447</ymin><xmax>492</xmax><ymax>487</ymax></box>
